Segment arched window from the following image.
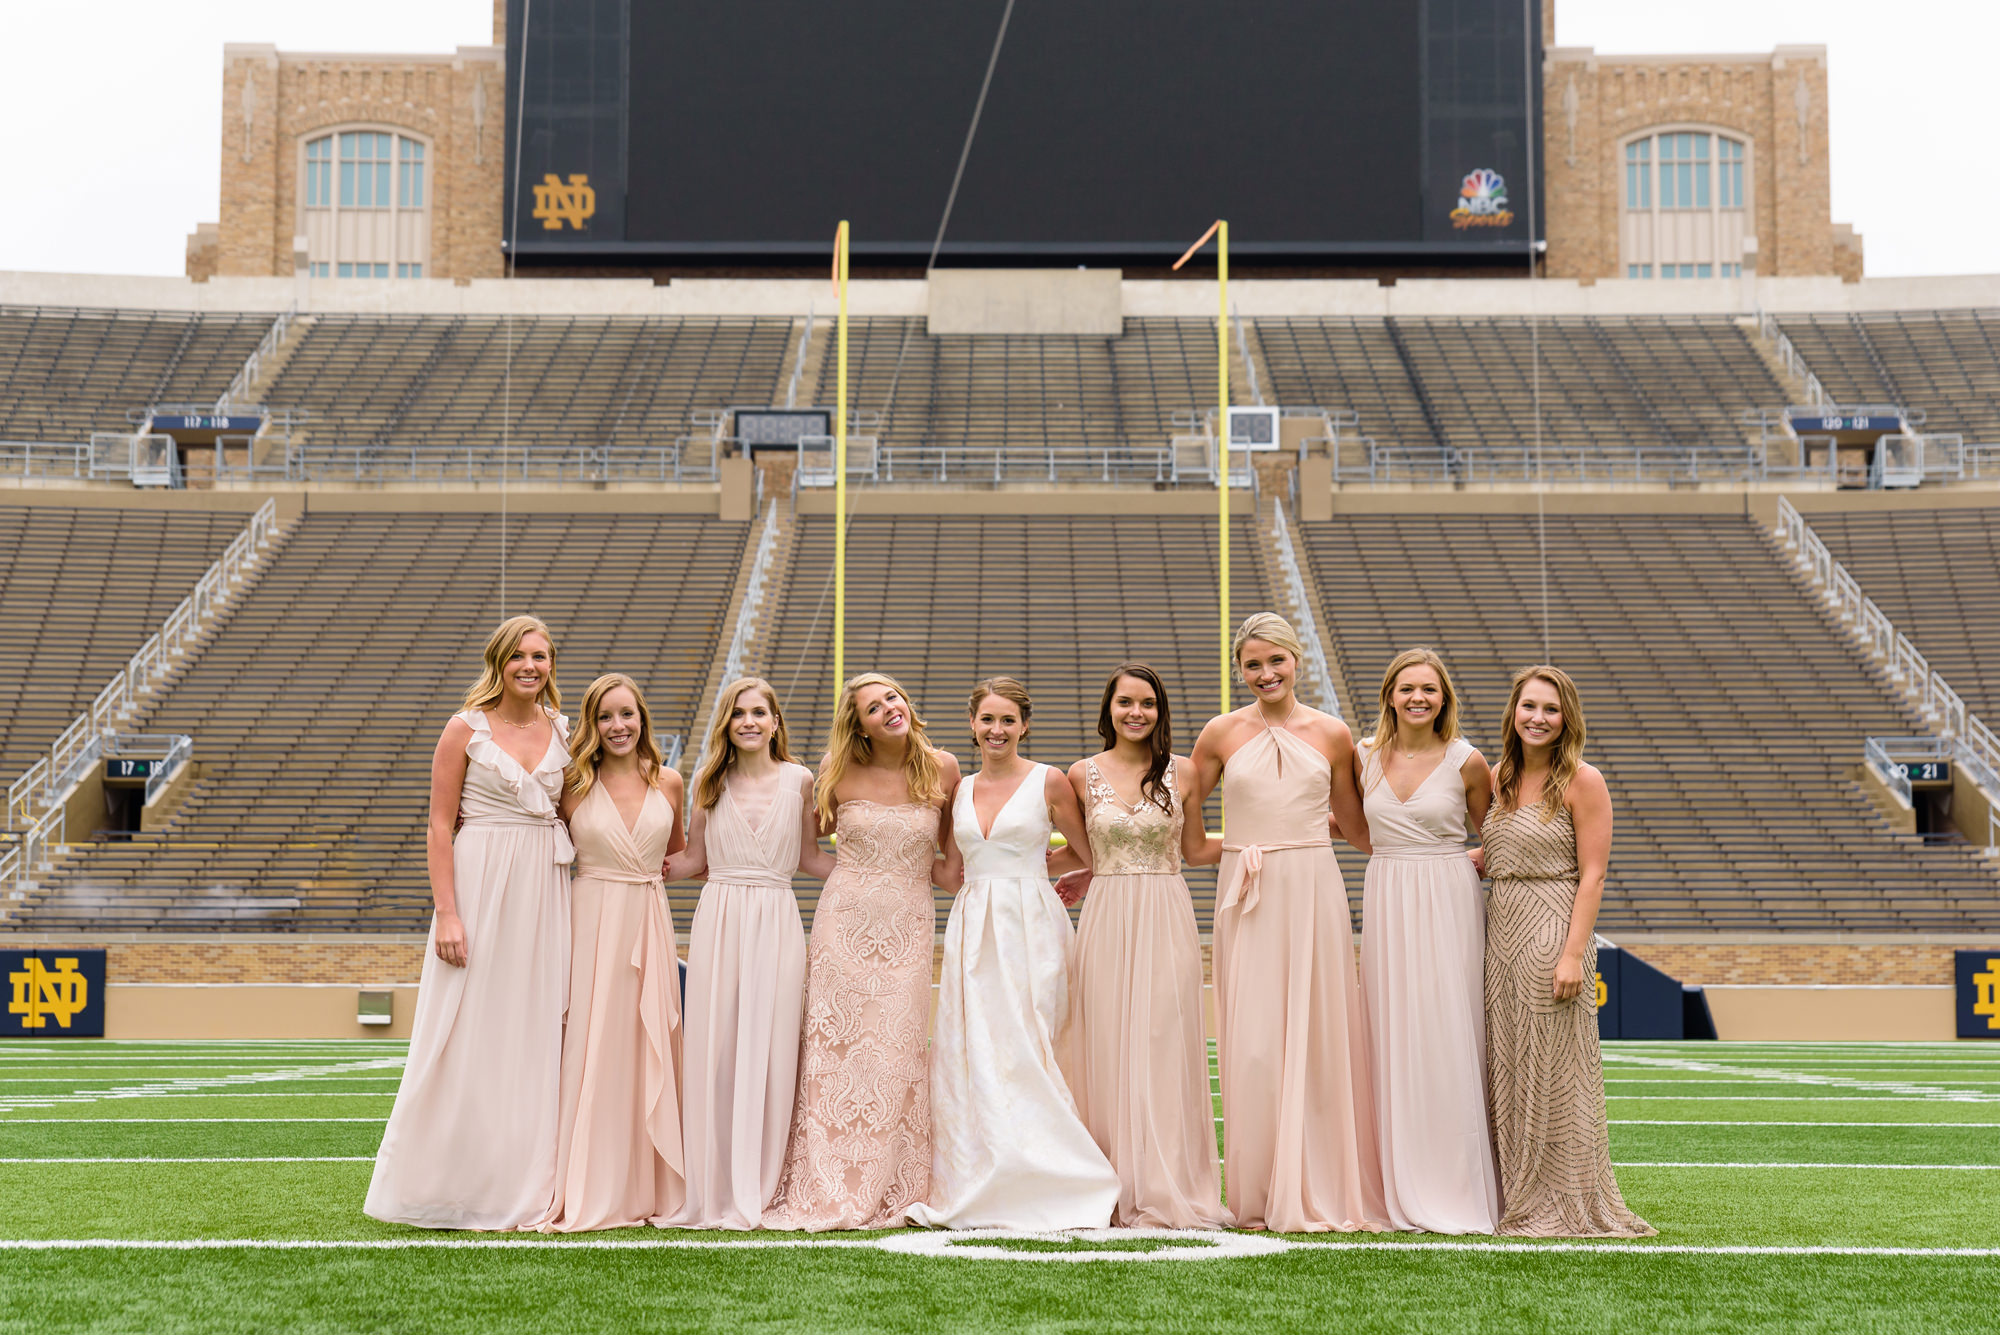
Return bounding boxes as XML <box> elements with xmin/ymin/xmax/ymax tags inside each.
<box><xmin>1620</xmin><ymin>129</ymin><xmax>1751</xmax><ymax>280</ymax></box>
<box><xmin>300</xmin><ymin>129</ymin><xmax>430</xmax><ymax>279</ymax></box>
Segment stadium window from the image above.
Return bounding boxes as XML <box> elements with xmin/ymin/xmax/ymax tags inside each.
<box><xmin>397</xmin><ymin>263</ymin><xmax>422</xmax><ymax>279</ymax></box>
<box><xmin>398</xmin><ymin>138</ymin><xmax>425</xmax><ymax>209</ymax></box>
<box><xmin>1718</xmin><ymin>137</ymin><xmax>1746</xmax><ymax>209</ymax></box>
<box><xmin>340</xmin><ymin>132</ymin><xmax>393</xmax><ymax>209</ymax></box>
<box><xmin>1659</xmin><ymin>133</ymin><xmax>1712</xmax><ymax>210</ymax></box>
<box><xmin>309</xmin><ymin>261</ymin><xmax>328</xmax><ymax>278</ymax></box>
<box><xmin>1627</xmin><ymin>264</ymin><xmax>1652</xmax><ymax>279</ymax></box>
<box><xmin>305</xmin><ymin>137</ymin><xmax>333</xmax><ymax>208</ymax></box>
<box><xmin>1625</xmin><ymin>139</ymin><xmax>1651</xmax><ymax>210</ymax></box>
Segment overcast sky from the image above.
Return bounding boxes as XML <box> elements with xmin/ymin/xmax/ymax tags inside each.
<box><xmin>1</xmin><ymin>0</ymin><xmax>1990</xmax><ymax>279</ymax></box>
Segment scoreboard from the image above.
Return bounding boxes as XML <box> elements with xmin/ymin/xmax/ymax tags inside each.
<box><xmin>505</xmin><ymin>0</ymin><xmax>1542</xmax><ymax>267</ymax></box>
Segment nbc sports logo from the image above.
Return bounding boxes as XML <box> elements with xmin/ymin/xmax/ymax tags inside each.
<box><xmin>1450</xmin><ymin>168</ymin><xmax>1516</xmax><ymax>230</ymax></box>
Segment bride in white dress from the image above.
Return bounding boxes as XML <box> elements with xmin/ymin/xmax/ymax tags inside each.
<box><xmin>906</xmin><ymin>678</ymin><xmax>1121</xmax><ymax>1230</ymax></box>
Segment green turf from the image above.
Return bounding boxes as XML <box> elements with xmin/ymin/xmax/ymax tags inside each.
<box><xmin>1</xmin><ymin>1040</ymin><xmax>1997</xmax><ymax>1333</ymax></box>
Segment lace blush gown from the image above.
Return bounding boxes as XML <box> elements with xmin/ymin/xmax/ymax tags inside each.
<box><xmin>1359</xmin><ymin>737</ymin><xmax>1500</xmax><ymax>1234</ymax></box>
<box><xmin>1069</xmin><ymin>758</ymin><xmax>1230</xmax><ymax>1229</ymax></box>
<box><xmin>364</xmin><ymin>708</ymin><xmax>572</xmax><ymax>1229</ymax></box>
<box><xmin>767</xmin><ymin>799</ymin><xmax>938</xmax><ymax>1230</ymax></box>
<box><xmin>906</xmin><ymin>765</ymin><xmax>1120</xmax><ymax>1230</ymax></box>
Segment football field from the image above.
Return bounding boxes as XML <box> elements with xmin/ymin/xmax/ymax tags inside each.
<box><xmin>0</xmin><ymin>1038</ymin><xmax>1995</xmax><ymax>1333</ymax></box>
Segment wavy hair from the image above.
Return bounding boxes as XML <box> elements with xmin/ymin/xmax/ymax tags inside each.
<box><xmin>1493</xmin><ymin>664</ymin><xmax>1587</xmax><ymax>821</ymax></box>
<box><xmin>693</xmin><ymin>676</ymin><xmax>793</xmax><ymax>811</ymax></box>
<box><xmin>564</xmin><ymin>672</ymin><xmax>664</xmax><ymax>798</ymax></box>
<box><xmin>462</xmin><ymin>615</ymin><xmax>560</xmax><ymax>714</ymax></box>
<box><xmin>1095</xmin><ymin>663</ymin><xmax>1174</xmax><ymax>813</ymax></box>
<box><xmin>1366</xmin><ymin>647</ymin><xmax>1463</xmax><ymax>783</ymax></box>
<box><xmin>815</xmin><ymin>671</ymin><xmax>946</xmax><ymax>827</ymax></box>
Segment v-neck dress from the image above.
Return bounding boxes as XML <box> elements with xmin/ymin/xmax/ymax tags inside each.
<box><xmin>673</xmin><ymin>762</ymin><xmax>811</xmax><ymax>1230</ymax></box>
<box><xmin>1070</xmin><ymin>758</ymin><xmax>1231</xmax><ymax>1229</ymax></box>
<box><xmin>905</xmin><ymin>764</ymin><xmax>1119</xmax><ymax>1229</ymax></box>
<box><xmin>541</xmin><ymin>778</ymin><xmax>687</xmax><ymax>1232</ymax></box>
<box><xmin>1358</xmin><ymin>736</ymin><xmax>1500</xmax><ymax>1234</ymax></box>
<box><xmin>366</xmin><ymin>707</ymin><xmax>573</xmax><ymax>1230</ymax></box>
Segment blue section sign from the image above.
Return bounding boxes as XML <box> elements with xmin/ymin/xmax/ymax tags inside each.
<box><xmin>2</xmin><ymin>949</ymin><xmax>106</xmax><ymax>1037</ymax></box>
<box><xmin>151</xmin><ymin>415</ymin><xmax>263</xmax><ymax>432</ymax></box>
<box><xmin>1787</xmin><ymin>414</ymin><xmax>1901</xmax><ymax>434</ymax></box>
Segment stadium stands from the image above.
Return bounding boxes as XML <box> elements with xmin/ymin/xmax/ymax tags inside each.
<box><xmin>756</xmin><ymin>511</ymin><xmax>1268</xmax><ymax>926</ymax></box>
<box><xmin>812</xmin><ymin>318</ymin><xmax>1217</xmax><ymax>453</ymax></box>
<box><xmin>264</xmin><ymin>315</ymin><xmax>794</xmax><ymax>451</ymax></box>
<box><xmin>14</xmin><ymin>509</ymin><xmax>747</xmax><ymax>930</ymax></box>
<box><xmin>1775</xmin><ymin>310</ymin><xmax>2000</xmax><ymax>441</ymax></box>
<box><xmin>1805</xmin><ymin>506</ymin><xmax>2000</xmax><ymax>719</ymax></box>
<box><xmin>1253</xmin><ymin>315</ymin><xmax>1785</xmax><ymax>455</ymax></box>
<box><xmin>0</xmin><ymin>307</ymin><xmax>269</xmax><ymax>439</ymax></box>
<box><xmin>0</xmin><ymin>503</ymin><xmax>252</xmax><ymax>775</ymax></box>
<box><xmin>1303</xmin><ymin>509</ymin><xmax>1998</xmax><ymax>930</ymax></box>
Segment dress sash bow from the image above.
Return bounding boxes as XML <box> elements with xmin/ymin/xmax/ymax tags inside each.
<box><xmin>1217</xmin><ymin>838</ymin><xmax>1332</xmax><ymax>915</ymax></box>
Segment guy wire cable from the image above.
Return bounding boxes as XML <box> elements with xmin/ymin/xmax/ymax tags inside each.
<box><xmin>794</xmin><ymin>0</ymin><xmax>1019</xmax><ymax>700</ymax></box>
<box><xmin>1523</xmin><ymin>0</ymin><xmax>1551</xmax><ymax>662</ymax></box>
<box><xmin>500</xmin><ymin>0</ymin><xmax>533</xmax><ymax>617</ymax></box>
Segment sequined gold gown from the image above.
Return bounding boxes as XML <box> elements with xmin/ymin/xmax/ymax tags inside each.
<box><xmin>1483</xmin><ymin>803</ymin><xmax>1654</xmax><ymax>1237</ymax></box>
<box><xmin>1069</xmin><ymin>758</ymin><xmax>1231</xmax><ymax>1229</ymax></box>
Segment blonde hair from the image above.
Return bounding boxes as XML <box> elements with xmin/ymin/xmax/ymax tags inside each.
<box><xmin>1494</xmin><ymin>664</ymin><xmax>1587</xmax><ymax>821</ymax></box>
<box><xmin>966</xmin><ymin>676</ymin><xmax>1033</xmax><ymax>737</ymax></box>
<box><xmin>462</xmin><ymin>615</ymin><xmax>560</xmax><ymax>714</ymax></box>
<box><xmin>564</xmin><ymin>673</ymin><xmax>664</xmax><ymax>797</ymax></box>
<box><xmin>693</xmin><ymin>677</ymin><xmax>793</xmax><ymax>811</ymax></box>
<box><xmin>815</xmin><ymin>671</ymin><xmax>946</xmax><ymax>827</ymax></box>
<box><xmin>1368</xmin><ymin>647</ymin><xmax>1463</xmax><ymax>768</ymax></box>
<box><xmin>1231</xmin><ymin>612</ymin><xmax>1309</xmax><ymax>680</ymax></box>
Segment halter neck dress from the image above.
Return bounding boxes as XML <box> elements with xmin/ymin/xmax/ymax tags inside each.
<box><xmin>365</xmin><ymin>707</ymin><xmax>572</xmax><ymax>1230</ymax></box>
<box><xmin>1359</xmin><ymin>737</ymin><xmax>1500</xmax><ymax>1233</ymax></box>
<box><xmin>1213</xmin><ymin>719</ymin><xmax>1386</xmax><ymax>1232</ymax></box>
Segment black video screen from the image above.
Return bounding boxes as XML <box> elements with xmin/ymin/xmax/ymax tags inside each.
<box><xmin>512</xmin><ymin>0</ymin><xmax>1539</xmax><ymax>262</ymax></box>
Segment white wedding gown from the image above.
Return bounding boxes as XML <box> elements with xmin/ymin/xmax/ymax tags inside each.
<box><xmin>905</xmin><ymin>764</ymin><xmax>1120</xmax><ymax>1230</ymax></box>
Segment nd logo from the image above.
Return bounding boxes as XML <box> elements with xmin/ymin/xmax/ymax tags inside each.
<box><xmin>531</xmin><ymin>173</ymin><xmax>595</xmax><ymax>231</ymax></box>
<box><xmin>8</xmin><ymin>956</ymin><xmax>89</xmax><ymax>1030</ymax></box>
<box><xmin>1975</xmin><ymin>958</ymin><xmax>2000</xmax><ymax>1032</ymax></box>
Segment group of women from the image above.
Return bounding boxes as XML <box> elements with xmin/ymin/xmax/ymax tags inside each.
<box><xmin>364</xmin><ymin>609</ymin><xmax>1652</xmax><ymax>1239</ymax></box>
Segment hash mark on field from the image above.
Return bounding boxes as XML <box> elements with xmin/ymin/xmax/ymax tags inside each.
<box><xmin>1600</xmin><ymin>1052</ymin><xmax>2000</xmax><ymax>1103</ymax></box>
<box><xmin>0</xmin><ymin>1058</ymin><xmax>404</xmax><ymax>1113</ymax></box>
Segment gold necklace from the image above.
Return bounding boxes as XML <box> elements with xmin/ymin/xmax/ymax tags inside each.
<box><xmin>496</xmin><ymin>711</ymin><xmax>542</xmax><ymax>730</ymax></box>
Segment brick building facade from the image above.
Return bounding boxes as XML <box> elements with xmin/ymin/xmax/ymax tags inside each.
<box><xmin>190</xmin><ymin>2</ymin><xmax>1860</xmax><ymax>283</ymax></box>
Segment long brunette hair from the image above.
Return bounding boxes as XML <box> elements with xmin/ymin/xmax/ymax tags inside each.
<box><xmin>1493</xmin><ymin>665</ymin><xmax>1587</xmax><ymax>821</ymax></box>
<box><xmin>1095</xmin><ymin>663</ymin><xmax>1174</xmax><ymax>813</ymax></box>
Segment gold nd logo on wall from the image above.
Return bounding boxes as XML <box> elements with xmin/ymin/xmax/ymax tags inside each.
<box><xmin>2</xmin><ymin>950</ymin><xmax>106</xmax><ymax>1037</ymax></box>
<box><xmin>532</xmin><ymin>173</ymin><xmax>596</xmax><ymax>230</ymax></box>
<box><xmin>1956</xmin><ymin>951</ymin><xmax>2000</xmax><ymax>1040</ymax></box>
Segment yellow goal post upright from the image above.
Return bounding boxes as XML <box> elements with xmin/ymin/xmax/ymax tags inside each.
<box><xmin>831</xmin><ymin>220</ymin><xmax>851</xmax><ymax>708</ymax></box>
<box><xmin>1172</xmin><ymin>219</ymin><xmax>1231</xmax><ymax>720</ymax></box>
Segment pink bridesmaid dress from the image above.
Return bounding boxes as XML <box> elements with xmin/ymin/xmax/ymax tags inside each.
<box><xmin>540</xmin><ymin>778</ymin><xmax>686</xmax><ymax>1231</ymax></box>
<box><xmin>1359</xmin><ymin>737</ymin><xmax>1501</xmax><ymax>1233</ymax></box>
<box><xmin>1213</xmin><ymin>721</ymin><xmax>1387</xmax><ymax>1233</ymax></box>
<box><xmin>365</xmin><ymin>708</ymin><xmax>572</xmax><ymax>1229</ymax></box>
<box><xmin>674</xmin><ymin>763</ymin><xmax>811</xmax><ymax>1229</ymax></box>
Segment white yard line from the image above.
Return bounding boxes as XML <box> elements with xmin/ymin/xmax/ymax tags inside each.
<box><xmin>0</xmin><ymin>1117</ymin><xmax>384</xmax><ymax>1124</ymax></box>
<box><xmin>0</xmin><ymin>1058</ymin><xmax>404</xmax><ymax>1113</ymax></box>
<box><xmin>1613</xmin><ymin>1161</ymin><xmax>2000</xmax><ymax>1170</ymax></box>
<box><xmin>0</xmin><ymin>1157</ymin><xmax>374</xmax><ymax>1164</ymax></box>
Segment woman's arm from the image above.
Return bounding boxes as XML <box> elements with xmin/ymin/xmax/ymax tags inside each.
<box><xmin>1185</xmin><ymin>717</ymin><xmax>1229</xmax><ymax>815</ymax></box>
<box><xmin>1461</xmin><ymin>748</ymin><xmax>1494</xmax><ymax>835</ymax></box>
<box><xmin>795</xmin><ymin>776</ymin><xmax>837</xmax><ymax>879</ymax></box>
<box><xmin>1554</xmin><ymin>765</ymin><xmax>1613</xmax><ymax>1003</ymax></box>
<box><xmin>1325</xmin><ymin>719</ymin><xmax>1372</xmax><ymax>856</ymax></box>
<box><xmin>660</xmin><ymin>769</ymin><xmax>688</xmax><ymax>859</ymax></box>
<box><xmin>1044</xmin><ymin>765</ymin><xmax>1092</xmax><ymax>876</ymax></box>
<box><xmin>426</xmin><ymin>718</ymin><xmax>474</xmax><ymax>967</ymax></box>
<box><xmin>1177</xmin><ymin>755</ymin><xmax>1222</xmax><ymax>866</ymax></box>
<box><xmin>665</xmin><ymin>800</ymin><xmax>709</xmax><ymax>884</ymax></box>
<box><xmin>933</xmin><ymin>752</ymin><xmax>965</xmax><ymax>892</ymax></box>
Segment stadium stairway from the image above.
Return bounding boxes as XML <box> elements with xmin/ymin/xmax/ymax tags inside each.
<box><xmin>15</xmin><ymin>506</ymin><xmax>749</xmax><ymax>931</ymax></box>
<box><xmin>1302</xmin><ymin>507</ymin><xmax>1999</xmax><ymax>931</ymax></box>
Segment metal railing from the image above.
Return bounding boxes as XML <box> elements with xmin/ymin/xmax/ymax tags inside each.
<box><xmin>98</xmin><ymin>734</ymin><xmax>195</xmax><ymax>807</ymax></box>
<box><xmin>0</xmin><ymin>805</ymin><xmax>64</xmax><ymax>894</ymax></box>
<box><xmin>791</xmin><ymin>439</ymin><xmax>1206</xmax><ymax>488</ymax></box>
<box><xmin>1756</xmin><ymin>309</ymin><xmax>1829</xmax><ymax>410</ymax></box>
<box><xmin>1966</xmin><ymin>445</ymin><xmax>2000</xmax><ymax>479</ymax></box>
<box><xmin>1271</xmin><ymin>500</ymin><xmax>1339</xmax><ymax>718</ymax></box>
<box><xmin>719</xmin><ymin>501</ymin><xmax>780</xmax><ymax>689</ymax></box>
<box><xmin>1330</xmin><ymin>442</ymin><xmax>1768</xmax><ymax>487</ymax></box>
<box><xmin>1862</xmin><ymin>736</ymin><xmax>1918</xmax><ymax>809</ymax></box>
<box><xmin>0</xmin><ymin>440</ymin><xmax>90</xmax><ymax>479</ymax></box>
<box><xmin>663</xmin><ymin>734</ymin><xmax>686</xmax><ymax>772</ymax></box>
<box><xmin>1777</xmin><ymin>496</ymin><xmax>2000</xmax><ymax>800</ymax></box>
<box><xmin>87</xmin><ymin>431</ymin><xmax>179</xmax><ymax>485</ymax></box>
<box><xmin>6</xmin><ymin>499</ymin><xmax>278</xmax><ymax>830</ymax></box>
<box><xmin>218</xmin><ymin>307</ymin><xmax>295</xmax><ymax>413</ymax></box>
<box><xmin>234</xmin><ymin>441</ymin><xmax>722</xmax><ymax>486</ymax></box>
